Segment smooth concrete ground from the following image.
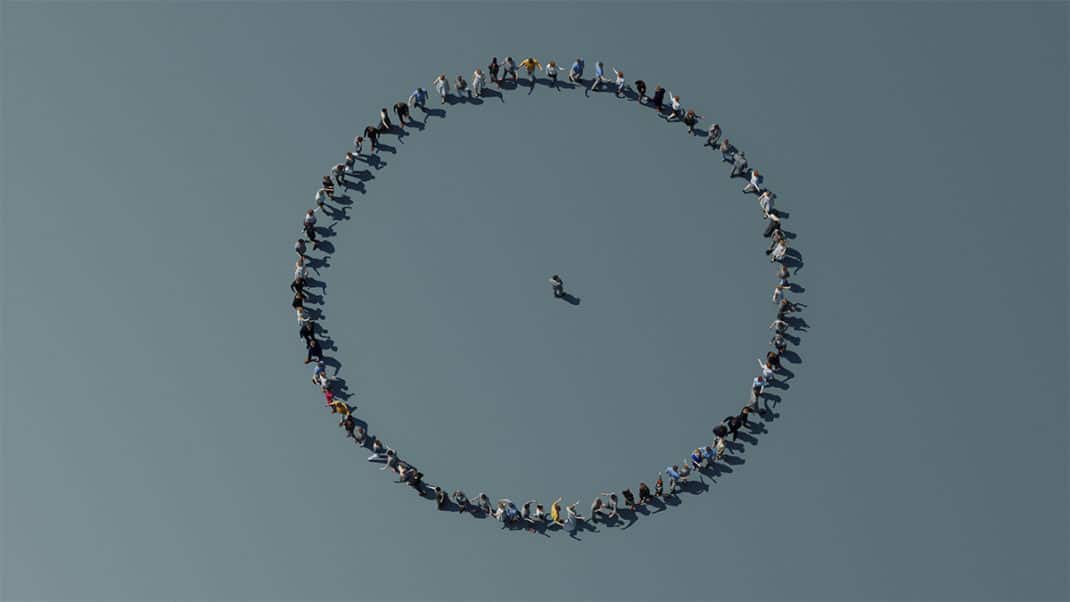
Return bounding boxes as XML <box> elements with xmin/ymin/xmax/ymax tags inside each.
<box><xmin>2</xmin><ymin>2</ymin><xmax>1067</xmax><ymax>601</ymax></box>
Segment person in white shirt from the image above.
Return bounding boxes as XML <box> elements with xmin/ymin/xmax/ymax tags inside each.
<box><xmin>758</xmin><ymin>190</ymin><xmax>774</xmax><ymax>216</ymax></box>
<box><xmin>666</xmin><ymin>93</ymin><xmax>682</xmax><ymax>121</ymax></box>
<box><xmin>757</xmin><ymin>358</ymin><xmax>776</xmax><ymax>381</ymax></box>
<box><xmin>472</xmin><ymin>68</ymin><xmax>486</xmax><ymax>97</ymax></box>
<box><xmin>433</xmin><ymin>74</ymin><xmax>449</xmax><ymax>103</ymax></box>
<box><xmin>613</xmin><ymin>68</ymin><xmax>626</xmax><ymax>97</ymax></box>
<box><xmin>294</xmin><ymin>259</ymin><xmax>306</xmax><ymax>282</ymax></box>
<box><xmin>743</xmin><ymin>169</ymin><xmax>764</xmax><ymax>194</ymax></box>
<box><xmin>545</xmin><ymin>60</ymin><xmax>560</xmax><ymax>90</ymax></box>
<box><xmin>770</xmin><ymin>239</ymin><xmax>788</xmax><ymax>262</ymax></box>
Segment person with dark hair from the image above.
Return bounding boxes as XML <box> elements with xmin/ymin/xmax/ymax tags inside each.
<box><xmin>589</xmin><ymin>497</ymin><xmax>605</xmax><ymax>522</ymax></box>
<box><xmin>666</xmin><ymin>93</ymin><xmax>682</xmax><ymax>121</ymax></box>
<box><xmin>304</xmin><ymin>336</ymin><xmax>323</xmax><ymax>365</ymax></box>
<box><xmin>407</xmin><ymin>88</ymin><xmax>427</xmax><ymax>112</ymax></box>
<box><xmin>635</xmin><ymin>79</ymin><xmax>647</xmax><ymax>103</ymax></box>
<box><xmin>655</xmin><ymin>474</ymin><xmax>664</xmax><ymax>498</ymax></box>
<box><xmin>723</xmin><ymin>414</ymin><xmax>743</xmax><ymax>441</ymax></box>
<box><xmin>651</xmin><ymin>85</ymin><xmax>666</xmax><ymax>113</ymax></box>
<box><xmin>763</xmin><ymin>211</ymin><xmax>781</xmax><ymax>238</ymax></box>
<box><xmin>455</xmin><ymin>74</ymin><xmax>469</xmax><ymax>99</ymax></box>
<box><xmin>621</xmin><ymin>488</ymin><xmax>637</xmax><ymax>510</ymax></box>
<box><xmin>519</xmin><ymin>57</ymin><xmax>541</xmax><ymax>87</ymax></box>
<box><xmin>767</xmin><ymin>349</ymin><xmax>782</xmax><ymax>371</ymax></box>
<box><xmin>613</xmin><ymin>68</ymin><xmax>627</xmax><ymax>97</ymax></box>
<box><xmin>545</xmin><ymin>60</ymin><xmax>560</xmax><ymax>89</ymax></box>
<box><xmin>332</xmin><ymin>163</ymin><xmax>346</xmax><ymax>187</ymax></box>
<box><xmin>599</xmin><ymin>492</ymin><xmax>619</xmax><ymax>520</ymax></box>
<box><xmin>378</xmin><ymin>108</ymin><xmax>393</xmax><ymax>133</ymax></box>
<box><xmin>393</xmin><ymin>101</ymin><xmax>410</xmax><ymax>126</ymax></box>
<box><xmin>434</xmin><ymin>486</ymin><xmax>448</xmax><ymax>509</ymax></box>
<box><xmin>344</xmin><ymin>151</ymin><xmax>358</xmax><ymax>176</ymax></box>
<box><xmin>683</xmin><ymin>109</ymin><xmax>700</xmax><ymax>135</ymax></box>
<box><xmin>368</xmin><ymin>437</ymin><xmax>386</xmax><ymax>461</ymax></box>
<box><xmin>452</xmin><ymin>490</ymin><xmax>470</xmax><ymax>513</ymax></box>
<box><xmin>291</xmin><ymin>290</ymin><xmax>304</xmax><ymax>314</ymax></box>
<box><xmin>299</xmin><ymin>319</ymin><xmax>315</xmax><ymax>345</ymax></box>
<box><xmin>290</xmin><ymin>275</ymin><xmax>306</xmax><ymax>298</ymax></box>
<box><xmin>568</xmin><ymin>57</ymin><xmax>584</xmax><ymax>84</ymax></box>
<box><xmin>589</xmin><ymin>61</ymin><xmax>606</xmax><ymax>93</ymax></box>
<box><xmin>549</xmin><ymin>274</ymin><xmax>564</xmax><ymax>298</ymax></box>
<box><xmin>638</xmin><ymin>482</ymin><xmax>653</xmax><ymax>504</ymax></box>
<box><xmin>409</xmin><ymin>471</ymin><xmax>424</xmax><ymax>491</ymax></box>
<box><xmin>488</xmin><ymin>57</ymin><xmax>500</xmax><ymax>85</ymax></box>
<box><xmin>363</xmin><ymin>125</ymin><xmax>379</xmax><ymax>152</ymax></box>
<box><xmin>503</xmin><ymin>57</ymin><xmax>518</xmax><ymax>84</ymax></box>
<box><xmin>665</xmin><ymin>465</ymin><xmax>682</xmax><ymax>494</ymax></box>
<box><xmin>340</xmin><ymin>413</ymin><xmax>356</xmax><ymax>437</ymax></box>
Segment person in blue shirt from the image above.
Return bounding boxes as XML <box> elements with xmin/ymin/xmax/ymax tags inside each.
<box><xmin>568</xmin><ymin>57</ymin><xmax>584</xmax><ymax>84</ymax></box>
<box><xmin>589</xmin><ymin>61</ymin><xmax>606</xmax><ymax>93</ymax></box>
<box><xmin>408</xmin><ymin>88</ymin><xmax>427</xmax><ymax>112</ymax></box>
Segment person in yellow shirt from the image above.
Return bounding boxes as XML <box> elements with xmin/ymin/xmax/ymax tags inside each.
<box><xmin>549</xmin><ymin>496</ymin><xmax>563</xmax><ymax>525</ymax></box>
<box><xmin>519</xmin><ymin>57</ymin><xmax>541</xmax><ymax>88</ymax></box>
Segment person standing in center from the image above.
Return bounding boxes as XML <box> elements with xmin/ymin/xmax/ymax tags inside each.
<box><xmin>549</xmin><ymin>274</ymin><xmax>564</xmax><ymax>298</ymax></box>
<box><xmin>519</xmin><ymin>57</ymin><xmax>541</xmax><ymax>87</ymax></box>
<box><xmin>433</xmin><ymin>74</ymin><xmax>449</xmax><ymax>103</ymax></box>
<box><xmin>545</xmin><ymin>60</ymin><xmax>560</xmax><ymax>89</ymax></box>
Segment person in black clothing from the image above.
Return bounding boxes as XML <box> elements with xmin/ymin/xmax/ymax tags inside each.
<box><xmin>763</xmin><ymin>213</ymin><xmax>782</xmax><ymax>238</ymax></box>
<box><xmin>723</xmin><ymin>414</ymin><xmax>743</xmax><ymax>441</ymax></box>
<box><xmin>635</xmin><ymin>80</ymin><xmax>647</xmax><ymax>103</ymax></box>
<box><xmin>393</xmin><ymin>101</ymin><xmax>410</xmax><ymax>126</ymax></box>
<box><xmin>435</xmin><ymin>486</ymin><xmax>448</xmax><ymax>509</ymax></box>
<box><xmin>488</xmin><ymin>57</ymin><xmax>500</xmax><ymax>85</ymax></box>
<box><xmin>294</xmin><ymin>238</ymin><xmax>307</xmax><ymax>258</ymax></box>
<box><xmin>651</xmin><ymin>85</ymin><xmax>666</xmax><ymax>113</ymax></box>
<box><xmin>766</xmin><ymin>350</ymin><xmax>782</xmax><ymax>371</ymax></box>
<box><xmin>332</xmin><ymin>164</ymin><xmax>345</xmax><ymax>187</ymax></box>
<box><xmin>549</xmin><ymin>274</ymin><xmax>564</xmax><ymax>298</ymax></box>
<box><xmin>291</xmin><ymin>291</ymin><xmax>304</xmax><ymax>313</ymax></box>
<box><xmin>655</xmin><ymin>475</ymin><xmax>664</xmax><ymax>498</ymax></box>
<box><xmin>299</xmin><ymin>318</ymin><xmax>315</xmax><ymax>344</ymax></box>
<box><xmin>777</xmin><ymin>297</ymin><xmax>799</xmax><ymax>320</ymax></box>
<box><xmin>305</xmin><ymin>337</ymin><xmax>323</xmax><ymax>364</ymax></box>
<box><xmin>409</xmin><ymin>471</ymin><xmax>424</xmax><ymax>492</ymax></box>
<box><xmin>290</xmin><ymin>275</ymin><xmax>305</xmax><ymax>296</ymax></box>
<box><xmin>341</xmin><ymin>414</ymin><xmax>356</xmax><ymax>437</ymax></box>
<box><xmin>683</xmin><ymin>109</ymin><xmax>699</xmax><ymax>135</ymax></box>
<box><xmin>363</xmin><ymin>125</ymin><xmax>379</xmax><ymax>152</ymax></box>
<box><xmin>638</xmin><ymin>482</ymin><xmax>653</xmax><ymax>504</ymax></box>
<box><xmin>621</xmin><ymin>488</ymin><xmax>637</xmax><ymax>510</ymax></box>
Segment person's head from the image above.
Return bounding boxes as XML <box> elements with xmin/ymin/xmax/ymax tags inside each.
<box><xmin>673</xmin><ymin>95</ymin><xmax>679</xmax><ymax>101</ymax></box>
<box><xmin>491</xmin><ymin>57</ymin><xmax>497</xmax><ymax>63</ymax></box>
<box><xmin>549</xmin><ymin>60</ymin><xmax>556</xmax><ymax>67</ymax></box>
<box><xmin>506</xmin><ymin>56</ymin><xmax>513</xmax><ymax>62</ymax></box>
<box><xmin>476</xmin><ymin>68</ymin><xmax>482</xmax><ymax>74</ymax></box>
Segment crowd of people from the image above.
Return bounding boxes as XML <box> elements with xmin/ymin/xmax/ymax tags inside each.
<box><xmin>289</xmin><ymin>55</ymin><xmax>805</xmax><ymax>536</ymax></box>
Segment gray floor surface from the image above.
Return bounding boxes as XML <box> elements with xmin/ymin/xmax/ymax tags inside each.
<box><xmin>2</xmin><ymin>2</ymin><xmax>1067</xmax><ymax>601</ymax></box>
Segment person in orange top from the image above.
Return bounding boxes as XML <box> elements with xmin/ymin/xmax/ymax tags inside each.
<box><xmin>519</xmin><ymin>57</ymin><xmax>541</xmax><ymax>87</ymax></box>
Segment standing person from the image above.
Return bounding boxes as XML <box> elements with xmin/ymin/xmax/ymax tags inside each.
<box><xmin>770</xmin><ymin>238</ymin><xmax>789</xmax><ymax>262</ymax></box>
<box><xmin>621</xmin><ymin>488</ymin><xmax>637</xmax><ymax>510</ymax></box>
<box><xmin>503</xmin><ymin>57</ymin><xmax>518</xmax><ymax>84</ymax></box>
<box><xmin>340</xmin><ymin>413</ymin><xmax>357</xmax><ymax>439</ymax></box>
<box><xmin>723</xmin><ymin>414</ymin><xmax>743</xmax><ymax>441</ymax></box>
<box><xmin>393</xmin><ymin>100</ymin><xmax>410</xmax><ymax>126</ymax></box>
<box><xmin>332</xmin><ymin>163</ymin><xmax>346</xmax><ymax>187</ymax></box>
<box><xmin>666</xmin><ymin>93</ymin><xmax>682</xmax><ymax>121</ymax></box>
<box><xmin>408</xmin><ymin>87</ymin><xmax>427</xmax><ymax>112</ymax></box>
<box><xmin>758</xmin><ymin>190</ymin><xmax>775</xmax><ymax>217</ymax></box>
<box><xmin>545</xmin><ymin>60</ymin><xmax>560</xmax><ymax>89</ymax></box>
<box><xmin>564</xmin><ymin>501</ymin><xmax>583</xmax><ymax>532</ymax></box>
<box><xmin>367</xmin><ymin>437</ymin><xmax>386</xmax><ymax>461</ymax></box>
<box><xmin>589</xmin><ymin>61</ymin><xmax>606</xmax><ymax>92</ymax></box>
<box><xmin>777</xmin><ymin>263</ymin><xmax>790</xmax><ymax>287</ymax></box>
<box><xmin>379</xmin><ymin>107</ymin><xmax>393</xmax><ymax>132</ymax></box>
<box><xmin>304</xmin><ymin>336</ymin><xmax>323</xmax><ymax>364</ymax></box>
<box><xmin>292</xmin><ymin>290</ymin><xmax>305</xmax><ymax>318</ymax></box>
<box><xmin>344</xmin><ymin>151</ymin><xmax>358</xmax><ymax>176</ymax></box>
<box><xmin>705</xmin><ymin>122</ymin><xmax>722</xmax><ymax>147</ymax></box>
<box><xmin>665</xmin><ymin>465</ymin><xmax>682</xmax><ymax>494</ymax></box>
<box><xmin>683</xmin><ymin>109</ymin><xmax>700</xmax><ymax>135</ymax></box>
<box><xmin>455</xmin><ymin>74</ymin><xmax>469</xmax><ymax>99</ymax></box>
<box><xmin>303</xmin><ymin>209</ymin><xmax>318</xmax><ymax>248</ymax></box>
<box><xmin>472</xmin><ymin>68</ymin><xmax>486</xmax><ymax>97</ymax></box>
<box><xmin>638</xmin><ymin>482</ymin><xmax>653</xmax><ymax>504</ymax></box>
<box><xmin>600</xmin><ymin>492</ymin><xmax>619</xmax><ymax>520</ymax></box>
<box><xmin>589</xmin><ymin>497</ymin><xmax>604</xmax><ymax>522</ymax></box>
<box><xmin>434</xmin><ymin>486</ymin><xmax>448</xmax><ymax>509</ymax></box>
<box><xmin>352</xmin><ymin>135</ymin><xmax>364</xmax><ymax>155</ymax></box>
<box><xmin>299</xmin><ymin>319</ymin><xmax>315</xmax><ymax>345</ymax></box>
<box><xmin>549</xmin><ymin>497</ymin><xmax>564</xmax><ymax>525</ymax></box>
<box><xmin>488</xmin><ymin>57</ymin><xmax>500</xmax><ymax>85</ymax></box>
<box><xmin>452</xmin><ymin>490</ymin><xmax>470</xmax><ymax>513</ymax></box>
<box><xmin>758</xmin><ymin>356</ymin><xmax>777</xmax><ymax>382</ymax></box>
<box><xmin>743</xmin><ymin>169</ymin><xmax>764</xmax><ymax>193</ymax></box>
<box><xmin>731</xmin><ymin>151</ymin><xmax>749</xmax><ymax>178</ymax></box>
<box><xmin>548</xmin><ymin>274</ymin><xmax>564</xmax><ymax>298</ymax></box>
<box><xmin>363</xmin><ymin>125</ymin><xmax>380</xmax><ymax>153</ymax></box>
<box><xmin>433</xmin><ymin>74</ymin><xmax>450</xmax><ymax>103</ymax></box>
<box><xmin>519</xmin><ymin>57</ymin><xmax>541</xmax><ymax>87</ymax></box>
<box><xmin>720</xmin><ymin>138</ymin><xmax>737</xmax><ymax>162</ymax></box>
<box><xmin>477</xmin><ymin>493</ymin><xmax>492</xmax><ymax>515</ymax></box>
<box><xmin>294</xmin><ymin>238</ymin><xmax>307</xmax><ymax>259</ymax></box>
<box><xmin>568</xmin><ymin>57</ymin><xmax>584</xmax><ymax>84</ymax></box>
<box><xmin>655</xmin><ymin>474</ymin><xmax>664</xmax><ymax>498</ymax></box>
<box><xmin>613</xmin><ymin>68</ymin><xmax>627</xmax><ymax>97</ymax></box>
<box><xmin>635</xmin><ymin>79</ymin><xmax>647</xmax><ymax>103</ymax></box>
<box><xmin>651</xmin><ymin>85</ymin><xmax>666</xmax><ymax>113</ymax></box>
<box><xmin>763</xmin><ymin>211</ymin><xmax>782</xmax><ymax>237</ymax></box>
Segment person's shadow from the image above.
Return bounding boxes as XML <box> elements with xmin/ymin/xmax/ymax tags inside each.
<box><xmin>557</xmin><ymin>292</ymin><xmax>581</xmax><ymax>306</ymax></box>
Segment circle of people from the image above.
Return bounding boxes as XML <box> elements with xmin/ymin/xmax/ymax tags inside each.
<box><xmin>289</xmin><ymin>56</ymin><xmax>803</xmax><ymax>535</ymax></box>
